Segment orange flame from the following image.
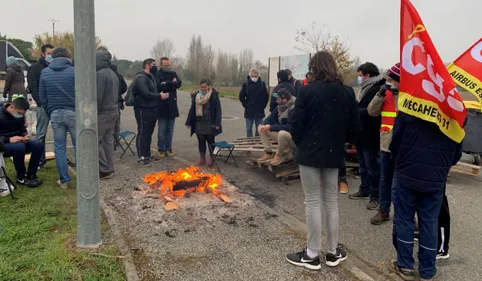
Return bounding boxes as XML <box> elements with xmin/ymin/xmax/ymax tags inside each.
<box><xmin>142</xmin><ymin>166</ymin><xmax>223</xmax><ymax>199</ymax></box>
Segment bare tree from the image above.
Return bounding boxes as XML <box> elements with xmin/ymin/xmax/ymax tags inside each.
<box><xmin>216</xmin><ymin>51</ymin><xmax>230</xmax><ymax>85</ymax></box>
<box><xmin>151</xmin><ymin>38</ymin><xmax>175</xmax><ymax>62</ymax></box>
<box><xmin>239</xmin><ymin>49</ymin><xmax>254</xmax><ymax>82</ymax></box>
<box><xmin>186</xmin><ymin>35</ymin><xmax>216</xmax><ymax>83</ymax></box>
<box><xmin>295</xmin><ymin>21</ymin><xmax>354</xmax><ymax>79</ymax></box>
<box><xmin>254</xmin><ymin>60</ymin><xmax>269</xmax><ymax>83</ymax></box>
<box><xmin>227</xmin><ymin>53</ymin><xmax>239</xmax><ymax>86</ymax></box>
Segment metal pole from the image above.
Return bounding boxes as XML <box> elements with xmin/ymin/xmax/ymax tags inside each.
<box><xmin>73</xmin><ymin>0</ymin><xmax>101</xmax><ymax>248</ymax></box>
<box><xmin>48</xmin><ymin>19</ymin><xmax>59</xmax><ymax>38</ymax></box>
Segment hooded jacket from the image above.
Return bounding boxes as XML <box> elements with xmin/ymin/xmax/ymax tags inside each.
<box><xmin>4</xmin><ymin>63</ymin><xmax>27</xmax><ymax>99</ymax></box>
<box><xmin>96</xmin><ymin>51</ymin><xmax>119</xmax><ymax>114</ymax></box>
<box><xmin>39</xmin><ymin>58</ymin><xmax>75</xmax><ymax>116</ymax></box>
<box><xmin>239</xmin><ymin>76</ymin><xmax>269</xmax><ymax>119</ymax></box>
<box><xmin>27</xmin><ymin>57</ymin><xmax>49</xmax><ymax>106</ymax></box>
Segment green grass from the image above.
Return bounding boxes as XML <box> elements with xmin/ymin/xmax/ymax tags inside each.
<box><xmin>0</xmin><ymin>161</ymin><xmax>125</xmax><ymax>281</ymax></box>
<box><xmin>179</xmin><ymin>84</ymin><xmax>240</xmax><ymax>99</ymax></box>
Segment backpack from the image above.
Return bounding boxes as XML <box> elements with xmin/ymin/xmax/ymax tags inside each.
<box><xmin>124</xmin><ymin>75</ymin><xmax>140</xmax><ymax>106</ymax></box>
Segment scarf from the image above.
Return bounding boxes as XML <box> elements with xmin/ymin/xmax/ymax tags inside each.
<box><xmin>195</xmin><ymin>89</ymin><xmax>212</xmax><ymax>117</ymax></box>
<box><xmin>358</xmin><ymin>75</ymin><xmax>383</xmax><ymax>102</ymax></box>
<box><xmin>277</xmin><ymin>96</ymin><xmax>296</xmax><ymax>119</ymax></box>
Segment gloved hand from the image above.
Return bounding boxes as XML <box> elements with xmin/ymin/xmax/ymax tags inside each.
<box><xmin>119</xmin><ymin>101</ymin><xmax>125</xmax><ymax>110</ymax></box>
<box><xmin>378</xmin><ymin>84</ymin><xmax>391</xmax><ymax>97</ymax></box>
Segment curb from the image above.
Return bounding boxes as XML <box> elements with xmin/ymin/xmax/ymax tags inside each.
<box><xmin>171</xmin><ymin>154</ymin><xmax>389</xmax><ymax>281</ymax></box>
<box><xmin>67</xmin><ymin>166</ymin><xmax>140</xmax><ymax>281</ymax></box>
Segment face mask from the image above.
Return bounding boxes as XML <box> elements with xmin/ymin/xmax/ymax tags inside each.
<box><xmin>250</xmin><ymin>77</ymin><xmax>258</xmax><ymax>83</ymax></box>
<box><xmin>12</xmin><ymin>112</ymin><xmax>23</xmax><ymax>119</ymax></box>
<box><xmin>45</xmin><ymin>55</ymin><xmax>53</xmax><ymax>63</ymax></box>
<box><xmin>150</xmin><ymin>66</ymin><xmax>158</xmax><ymax>74</ymax></box>
<box><xmin>357</xmin><ymin>76</ymin><xmax>363</xmax><ymax>85</ymax></box>
<box><xmin>162</xmin><ymin>66</ymin><xmax>172</xmax><ymax>72</ymax></box>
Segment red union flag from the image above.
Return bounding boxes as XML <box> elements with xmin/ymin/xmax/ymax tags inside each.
<box><xmin>399</xmin><ymin>0</ymin><xmax>467</xmax><ymax>143</ymax></box>
<box><xmin>447</xmin><ymin>38</ymin><xmax>482</xmax><ymax>108</ymax></box>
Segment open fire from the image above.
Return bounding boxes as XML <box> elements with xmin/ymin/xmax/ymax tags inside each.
<box><xmin>142</xmin><ymin>166</ymin><xmax>230</xmax><ymax>204</ymax></box>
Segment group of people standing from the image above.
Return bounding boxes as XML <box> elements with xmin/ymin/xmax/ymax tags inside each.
<box><xmin>237</xmin><ymin>52</ymin><xmax>456</xmax><ymax>281</ymax></box>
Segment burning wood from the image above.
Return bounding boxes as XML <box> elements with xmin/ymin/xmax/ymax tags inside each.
<box><xmin>143</xmin><ymin>166</ymin><xmax>231</xmax><ymax>204</ymax></box>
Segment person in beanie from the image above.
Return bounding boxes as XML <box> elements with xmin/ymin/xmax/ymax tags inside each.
<box><xmin>239</xmin><ymin>68</ymin><xmax>269</xmax><ymax>137</ymax></box>
<box><xmin>27</xmin><ymin>44</ymin><xmax>54</xmax><ymax>169</ymax></box>
<box><xmin>3</xmin><ymin>56</ymin><xmax>27</xmax><ymax>101</ymax></box>
<box><xmin>367</xmin><ymin>63</ymin><xmax>400</xmax><ymax>225</ymax></box>
<box><xmin>256</xmin><ymin>88</ymin><xmax>296</xmax><ymax>166</ymax></box>
<box><xmin>349</xmin><ymin>62</ymin><xmax>385</xmax><ymax>211</ymax></box>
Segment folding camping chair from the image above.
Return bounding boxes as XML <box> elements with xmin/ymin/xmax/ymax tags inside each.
<box><xmin>114</xmin><ymin>131</ymin><xmax>136</xmax><ymax>158</ymax></box>
<box><xmin>210</xmin><ymin>141</ymin><xmax>238</xmax><ymax>169</ymax></box>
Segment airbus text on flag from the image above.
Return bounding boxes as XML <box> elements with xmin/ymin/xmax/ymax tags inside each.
<box><xmin>447</xmin><ymin>38</ymin><xmax>482</xmax><ymax>109</ymax></box>
<box><xmin>398</xmin><ymin>0</ymin><xmax>467</xmax><ymax>143</ymax></box>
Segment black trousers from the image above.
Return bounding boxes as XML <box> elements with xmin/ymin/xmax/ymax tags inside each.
<box><xmin>437</xmin><ymin>194</ymin><xmax>450</xmax><ymax>254</ymax></box>
<box><xmin>134</xmin><ymin>107</ymin><xmax>158</xmax><ymax>158</ymax></box>
<box><xmin>197</xmin><ymin>134</ymin><xmax>214</xmax><ymax>156</ymax></box>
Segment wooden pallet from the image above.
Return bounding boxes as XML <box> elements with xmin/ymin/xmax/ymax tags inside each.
<box><xmin>247</xmin><ymin>157</ymin><xmax>300</xmax><ymax>183</ymax></box>
<box><xmin>450</xmin><ymin>161</ymin><xmax>481</xmax><ymax>176</ymax></box>
<box><xmin>10</xmin><ymin>151</ymin><xmax>55</xmax><ymax>162</ymax></box>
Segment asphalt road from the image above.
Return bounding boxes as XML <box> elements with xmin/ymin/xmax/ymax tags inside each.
<box><xmin>117</xmin><ymin>90</ymin><xmax>482</xmax><ymax>281</ymax></box>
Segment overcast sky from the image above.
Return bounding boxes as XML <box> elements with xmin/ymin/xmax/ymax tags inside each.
<box><xmin>1</xmin><ymin>0</ymin><xmax>480</xmax><ymax>68</ymax></box>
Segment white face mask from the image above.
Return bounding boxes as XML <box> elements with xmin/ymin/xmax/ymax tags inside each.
<box><xmin>250</xmin><ymin>77</ymin><xmax>258</xmax><ymax>83</ymax></box>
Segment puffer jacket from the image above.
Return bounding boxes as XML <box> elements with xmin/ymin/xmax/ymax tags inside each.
<box><xmin>390</xmin><ymin>112</ymin><xmax>463</xmax><ymax>193</ymax></box>
<box><xmin>4</xmin><ymin>63</ymin><xmax>27</xmax><ymax>100</ymax></box>
<box><xmin>39</xmin><ymin>58</ymin><xmax>75</xmax><ymax>116</ymax></box>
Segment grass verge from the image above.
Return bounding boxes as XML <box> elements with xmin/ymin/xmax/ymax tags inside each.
<box><xmin>0</xmin><ymin>161</ymin><xmax>125</xmax><ymax>281</ymax></box>
<box><xmin>179</xmin><ymin>84</ymin><xmax>240</xmax><ymax>99</ymax></box>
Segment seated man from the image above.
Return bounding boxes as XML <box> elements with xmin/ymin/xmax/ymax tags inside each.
<box><xmin>0</xmin><ymin>98</ymin><xmax>44</xmax><ymax>187</ymax></box>
<box><xmin>257</xmin><ymin>89</ymin><xmax>296</xmax><ymax>166</ymax></box>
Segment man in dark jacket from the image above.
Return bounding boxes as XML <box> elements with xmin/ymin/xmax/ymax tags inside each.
<box><xmin>95</xmin><ymin>50</ymin><xmax>119</xmax><ymax>179</ymax></box>
<box><xmin>388</xmin><ymin>112</ymin><xmax>463</xmax><ymax>281</ymax></box>
<box><xmin>270</xmin><ymin>70</ymin><xmax>296</xmax><ymax>112</ymax></box>
<box><xmin>257</xmin><ymin>89</ymin><xmax>296</xmax><ymax>166</ymax></box>
<box><xmin>133</xmin><ymin>58</ymin><xmax>162</xmax><ymax>165</ymax></box>
<box><xmin>349</xmin><ymin>62</ymin><xmax>385</xmax><ymax>211</ymax></box>
<box><xmin>39</xmin><ymin>47</ymin><xmax>76</xmax><ymax>188</ymax></box>
<box><xmin>239</xmin><ymin>68</ymin><xmax>269</xmax><ymax>137</ymax></box>
<box><xmin>27</xmin><ymin>44</ymin><xmax>54</xmax><ymax>169</ymax></box>
<box><xmin>154</xmin><ymin>57</ymin><xmax>182</xmax><ymax>158</ymax></box>
<box><xmin>0</xmin><ymin>98</ymin><xmax>43</xmax><ymax>187</ymax></box>
<box><xmin>286</xmin><ymin>69</ymin><xmax>302</xmax><ymax>96</ymax></box>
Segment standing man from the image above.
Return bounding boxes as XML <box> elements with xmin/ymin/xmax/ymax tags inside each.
<box><xmin>388</xmin><ymin>112</ymin><xmax>462</xmax><ymax>281</ymax></box>
<box><xmin>132</xmin><ymin>58</ymin><xmax>161</xmax><ymax>165</ymax></box>
<box><xmin>39</xmin><ymin>47</ymin><xmax>76</xmax><ymax>189</ymax></box>
<box><xmin>367</xmin><ymin>63</ymin><xmax>400</xmax><ymax>225</ymax></box>
<box><xmin>154</xmin><ymin>57</ymin><xmax>182</xmax><ymax>157</ymax></box>
<box><xmin>286</xmin><ymin>69</ymin><xmax>302</xmax><ymax>96</ymax></box>
<box><xmin>239</xmin><ymin>68</ymin><xmax>269</xmax><ymax>137</ymax></box>
<box><xmin>349</xmin><ymin>62</ymin><xmax>384</xmax><ymax>211</ymax></box>
<box><xmin>27</xmin><ymin>44</ymin><xmax>54</xmax><ymax>169</ymax></box>
<box><xmin>95</xmin><ymin>50</ymin><xmax>119</xmax><ymax>179</ymax></box>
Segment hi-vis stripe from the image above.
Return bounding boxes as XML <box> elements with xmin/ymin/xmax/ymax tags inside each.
<box><xmin>382</xmin><ymin>124</ymin><xmax>393</xmax><ymax>129</ymax></box>
<box><xmin>381</xmin><ymin>112</ymin><xmax>397</xmax><ymax>117</ymax></box>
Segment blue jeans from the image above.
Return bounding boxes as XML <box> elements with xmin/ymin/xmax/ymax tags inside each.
<box><xmin>246</xmin><ymin>118</ymin><xmax>264</xmax><ymax>137</ymax></box>
<box><xmin>157</xmin><ymin>118</ymin><xmax>175</xmax><ymax>152</ymax></box>
<box><xmin>356</xmin><ymin>147</ymin><xmax>380</xmax><ymax>200</ymax></box>
<box><xmin>394</xmin><ymin>178</ymin><xmax>443</xmax><ymax>280</ymax></box>
<box><xmin>379</xmin><ymin>151</ymin><xmax>394</xmax><ymax>213</ymax></box>
<box><xmin>3</xmin><ymin>140</ymin><xmax>44</xmax><ymax>179</ymax></box>
<box><xmin>50</xmin><ymin>109</ymin><xmax>76</xmax><ymax>184</ymax></box>
<box><xmin>36</xmin><ymin>106</ymin><xmax>50</xmax><ymax>165</ymax></box>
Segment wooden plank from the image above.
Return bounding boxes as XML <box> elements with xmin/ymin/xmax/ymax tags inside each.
<box><xmin>274</xmin><ymin>166</ymin><xmax>300</xmax><ymax>178</ymax></box>
<box><xmin>217</xmin><ymin>193</ymin><xmax>232</xmax><ymax>203</ymax></box>
<box><xmin>163</xmin><ymin>201</ymin><xmax>179</xmax><ymax>211</ymax></box>
<box><xmin>19</xmin><ymin>152</ymin><xmax>55</xmax><ymax>162</ymax></box>
<box><xmin>450</xmin><ymin>167</ymin><xmax>478</xmax><ymax>176</ymax></box>
<box><xmin>454</xmin><ymin>161</ymin><xmax>480</xmax><ymax>175</ymax></box>
<box><xmin>232</xmin><ymin>147</ymin><xmax>265</xmax><ymax>152</ymax></box>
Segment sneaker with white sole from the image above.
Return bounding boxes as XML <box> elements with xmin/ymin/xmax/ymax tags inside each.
<box><xmin>285</xmin><ymin>248</ymin><xmax>321</xmax><ymax>270</ymax></box>
<box><xmin>56</xmin><ymin>180</ymin><xmax>69</xmax><ymax>189</ymax></box>
<box><xmin>436</xmin><ymin>251</ymin><xmax>450</xmax><ymax>260</ymax></box>
<box><xmin>325</xmin><ymin>247</ymin><xmax>347</xmax><ymax>267</ymax></box>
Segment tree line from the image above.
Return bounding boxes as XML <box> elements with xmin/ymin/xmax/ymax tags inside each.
<box><xmin>2</xmin><ymin>22</ymin><xmax>364</xmax><ymax>86</ymax></box>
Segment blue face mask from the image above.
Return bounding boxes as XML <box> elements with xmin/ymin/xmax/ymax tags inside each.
<box><xmin>357</xmin><ymin>76</ymin><xmax>363</xmax><ymax>85</ymax></box>
<box><xmin>45</xmin><ymin>55</ymin><xmax>53</xmax><ymax>63</ymax></box>
<box><xmin>12</xmin><ymin>112</ymin><xmax>23</xmax><ymax>119</ymax></box>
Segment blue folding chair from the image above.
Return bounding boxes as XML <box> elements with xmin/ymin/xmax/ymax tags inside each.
<box><xmin>114</xmin><ymin>131</ymin><xmax>136</xmax><ymax>158</ymax></box>
<box><xmin>210</xmin><ymin>141</ymin><xmax>238</xmax><ymax>168</ymax></box>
